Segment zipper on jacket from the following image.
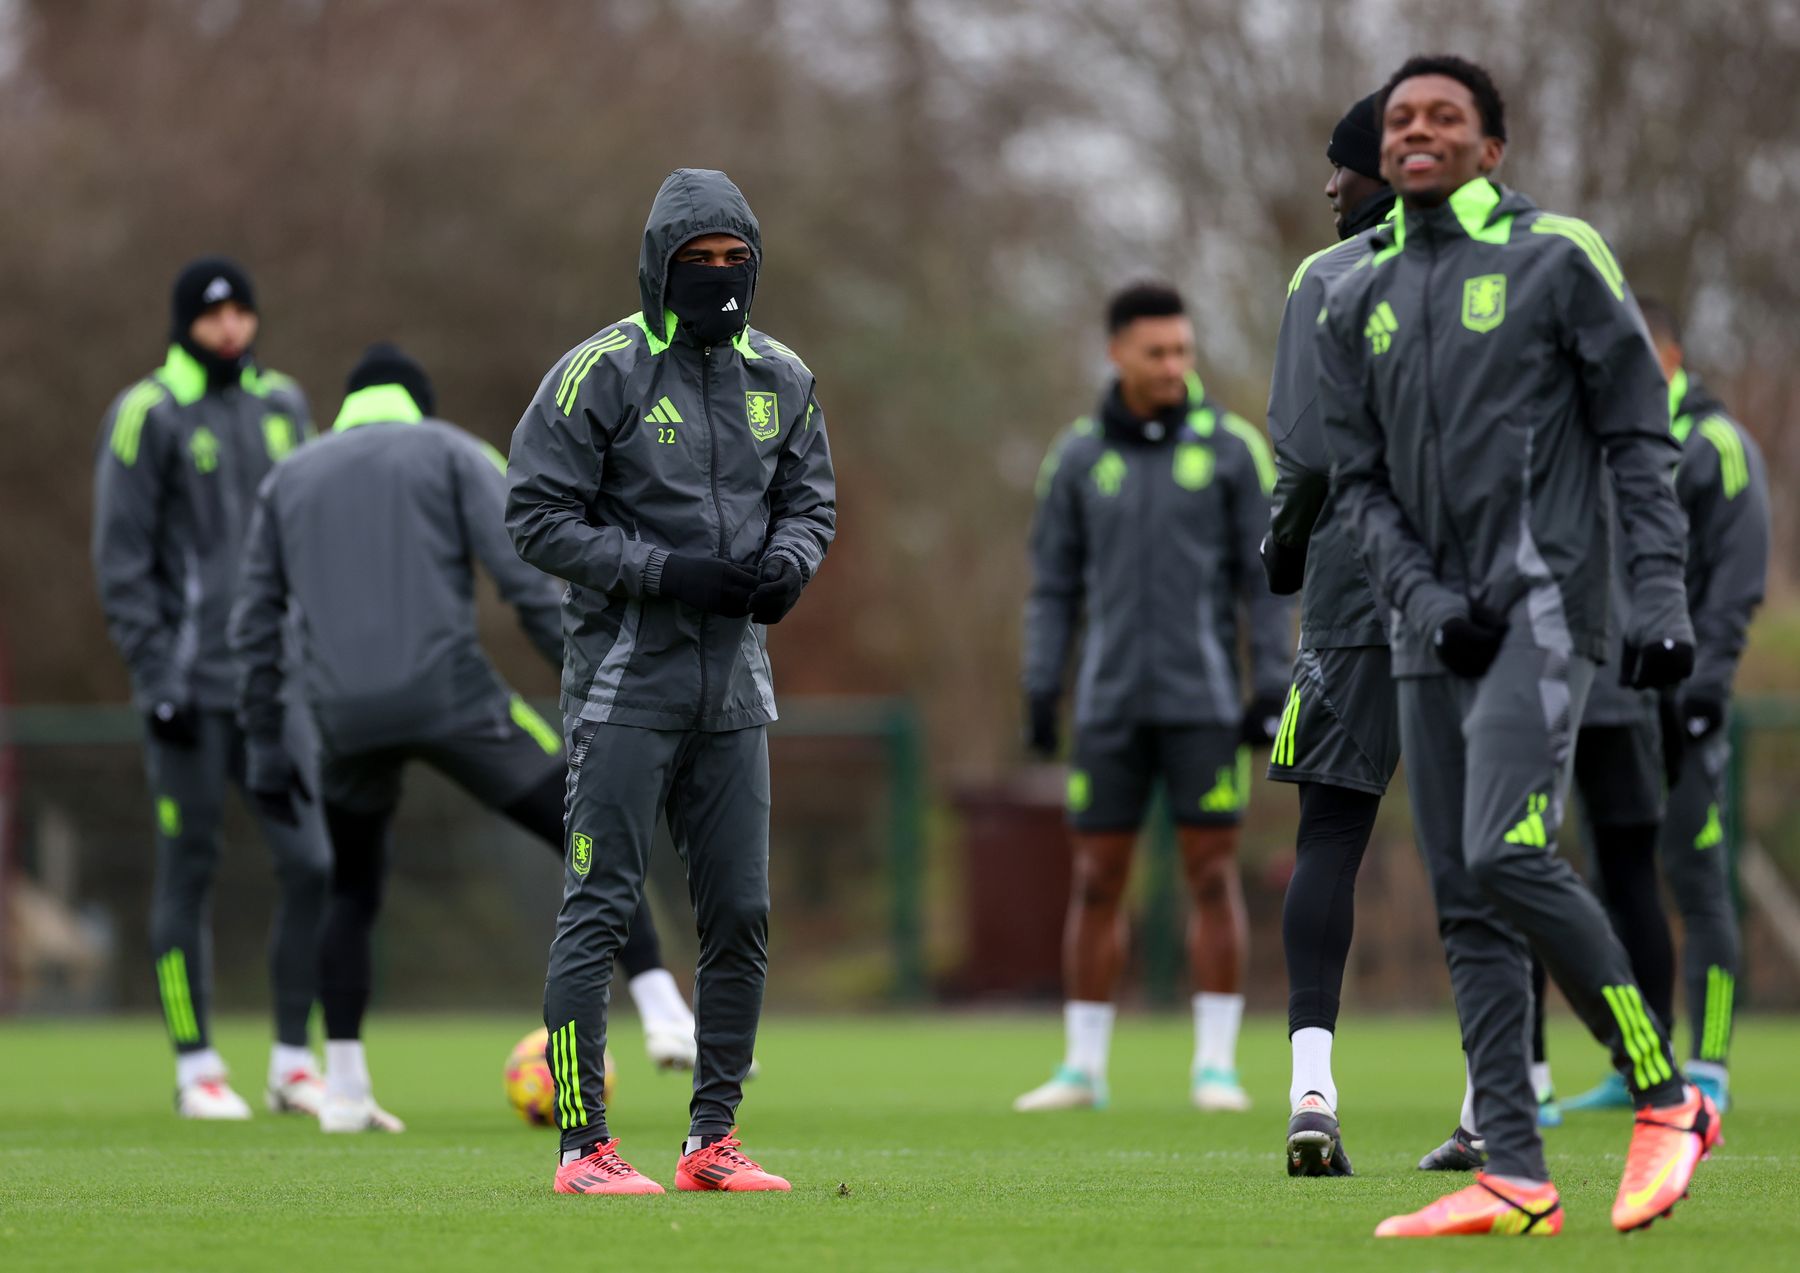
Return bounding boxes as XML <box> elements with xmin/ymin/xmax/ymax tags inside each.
<box><xmin>1420</xmin><ymin>226</ymin><xmax>1476</xmax><ymax>602</ymax></box>
<box><xmin>696</xmin><ymin>343</ymin><xmax>727</xmax><ymax>728</ymax></box>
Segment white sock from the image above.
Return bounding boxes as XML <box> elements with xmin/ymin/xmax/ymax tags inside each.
<box><xmin>628</xmin><ymin>968</ymin><xmax>693</xmax><ymax>1029</ymax></box>
<box><xmin>325</xmin><ymin>1039</ymin><xmax>371</xmax><ymax>1101</ymax></box>
<box><xmin>1062</xmin><ymin>1001</ymin><xmax>1115</xmax><ymax>1079</ymax></box>
<box><xmin>1194</xmin><ymin>993</ymin><xmax>1244</xmax><ymax>1075</ymax></box>
<box><xmin>176</xmin><ymin>1048</ymin><xmax>226</xmax><ymax>1089</ymax></box>
<box><xmin>1289</xmin><ymin>1027</ymin><xmax>1336</xmax><ymax>1110</ymax></box>
<box><xmin>270</xmin><ymin>1043</ymin><xmax>317</xmax><ymax>1085</ymax></box>
<box><xmin>1687</xmin><ymin>1059</ymin><xmax>1728</xmax><ymax>1085</ymax></box>
<box><xmin>1460</xmin><ymin>1062</ymin><xmax>1479</xmax><ymax>1136</ymax></box>
<box><xmin>1530</xmin><ymin>1060</ymin><xmax>1553</xmax><ymax>1099</ymax></box>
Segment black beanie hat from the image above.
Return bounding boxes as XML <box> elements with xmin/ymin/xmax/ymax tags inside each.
<box><xmin>170</xmin><ymin>256</ymin><xmax>257</xmax><ymax>341</ymax></box>
<box><xmin>1326</xmin><ymin>92</ymin><xmax>1385</xmax><ymax>182</ymax></box>
<box><xmin>345</xmin><ymin>342</ymin><xmax>437</xmax><ymax>417</ymax></box>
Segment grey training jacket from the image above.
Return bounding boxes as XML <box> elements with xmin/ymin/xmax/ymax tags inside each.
<box><xmin>230</xmin><ymin>384</ymin><xmax>563</xmax><ymax>752</ymax></box>
<box><xmin>1670</xmin><ymin>370</ymin><xmax>1769</xmax><ymax>704</ymax></box>
<box><xmin>1317</xmin><ymin>178</ymin><xmax>1691</xmax><ymax>678</ymax></box>
<box><xmin>1266</xmin><ymin>195</ymin><xmax>1395</xmax><ymax>650</ymax></box>
<box><xmin>92</xmin><ymin>344</ymin><xmax>312</xmax><ymax>711</ymax></box>
<box><xmin>1023</xmin><ymin>375</ymin><xmax>1291</xmax><ymax>727</ymax></box>
<box><xmin>506</xmin><ymin>168</ymin><xmax>836</xmax><ymax>731</ymax></box>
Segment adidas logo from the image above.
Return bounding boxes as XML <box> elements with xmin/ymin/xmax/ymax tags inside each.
<box><xmin>1503</xmin><ymin>793</ymin><xmax>1551</xmax><ymax>847</ymax></box>
<box><xmin>203</xmin><ymin>277</ymin><xmax>233</xmax><ymax>303</ymax></box>
<box><xmin>720</xmin><ymin>297</ymin><xmax>739</xmax><ymax>312</ymax></box>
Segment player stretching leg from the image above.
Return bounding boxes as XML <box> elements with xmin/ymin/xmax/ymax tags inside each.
<box><xmin>509</xmin><ymin>170</ymin><xmax>835</xmax><ymax>1195</ymax></box>
<box><xmin>1260</xmin><ymin>90</ymin><xmax>1398</xmax><ymax>1177</ymax></box>
<box><xmin>231</xmin><ymin>345</ymin><xmax>698</xmax><ymax>1132</ymax></box>
<box><xmin>1319</xmin><ymin>56</ymin><xmax>1719</xmax><ymax>1235</ymax></box>
<box><xmin>1016</xmin><ymin>283</ymin><xmax>1290</xmax><ymax>1114</ymax></box>
<box><xmin>93</xmin><ymin>258</ymin><xmax>330</xmax><ymax>1120</ymax></box>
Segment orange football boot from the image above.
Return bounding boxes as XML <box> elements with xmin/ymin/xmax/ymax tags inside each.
<box><xmin>553</xmin><ymin>1139</ymin><xmax>665</xmax><ymax>1195</ymax></box>
<box><xmin>1376</xmin><ymin>1173</ymin><xmax>1563</xmax><ymax>1237</ymax></box>
<box><xmin>1612</xmin><ymin>1086</ymin><xmax>1721</xmax><ymax>1232</ymax></box>
<box><xmin>676</xmin><ymin>1130</ymin><xmax>791</xmax><ymax>1192</ymax></box>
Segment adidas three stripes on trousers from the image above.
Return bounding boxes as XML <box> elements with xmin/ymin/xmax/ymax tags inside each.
<box><xmin>1397</xmin><ymin>644</ymin><xmax>1684</xmax><ymax>1181</ymax></box>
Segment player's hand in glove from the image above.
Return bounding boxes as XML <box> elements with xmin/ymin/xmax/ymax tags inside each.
<box><xmin>1434</xmin><ymin>610</ymin><xmax>1507</xmax><ymax>679</ymax></box>
<box><xmin>1678</xmin><ymin>694</ymin><xmax>1725</xmax><ymax>741</ymax></box>
<box><xmin>1260</xmin><ymin>534</ymin><xmax>1307</xmax><ymax>597</ymax></box>
<box><xmin>246</xmin><ymin>735</ymin><xmax>313</xmax><ymax>828</ymax></box>
<box><xmin>1240</xmin><ymin>694</ymin><xmax>1288</xmax><ymax>747</ymax></box>
<box><xmin>654</xmin><ymin>553</ymin><xmax>759</xmax><ymax>618</ymax></box>
<box><xmin>749</xmin><ymin>555</ymin><xmax>805</xmax><ymax>625</ymax></box>
<box><xmin>147</xmin><ymin>700</ymin><xmax>200</xmax><ymax>749</ymax></box>
<box><xmin>1620</xmin><ymin>637</ymin><xmax>1695</xmax><ymax>690</ymax></box>
<box><xmin>1024</xmin><ymin>693</ymin><xmax>1060</xmax><ymax>759</ymax></box>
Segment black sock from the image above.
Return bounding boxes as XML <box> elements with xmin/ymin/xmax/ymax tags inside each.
<box><xmin>319</xmin><ymin>803</ymin><xmax>393</xmax><ymax>1040</ymax></box>
<box><xmin>1591</xmin><ymin>821</ymin><xmax>1676</xmax><ymax>1030</ymax></box>
<box><xmin>1282</xmin><ymin>782</ymin><xmax>1382</xmax><ymax>1035</ymax></box>
<box><xmin>1531</xmin><ymin>955</ymin><xmax>1548</xmax><ymax>1065</ymax></box>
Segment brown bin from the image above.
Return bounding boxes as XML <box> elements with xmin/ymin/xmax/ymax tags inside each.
<box><xmin>950</xmin><ymin>767</ymin><xmax>1070</xmax><ymax>1000</ymax></box>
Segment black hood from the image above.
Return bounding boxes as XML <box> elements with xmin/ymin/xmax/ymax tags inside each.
<box><xmin>638</xmin><ymin>168</ymin><xmax>763</xmax><ymax>337</ymax></box>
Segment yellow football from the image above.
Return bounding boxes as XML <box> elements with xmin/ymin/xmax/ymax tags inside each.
<box><xmin>504</xmin><ymin>1026</ymin><xmax>614</xmax><ymax>1127</ymax></box>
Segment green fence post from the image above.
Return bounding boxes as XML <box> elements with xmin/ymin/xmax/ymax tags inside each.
<box><xmin>886</xmin><ymin>700</ymin><xmax>926</xmax><ymax>1001</ymax></box>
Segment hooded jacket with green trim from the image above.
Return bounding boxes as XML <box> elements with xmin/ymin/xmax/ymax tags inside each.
<box><xmin>506</xmin><ymin>168</ymin><xmax>836</xmax><ymax>731</ymax></box>
<box><xmin>92</xmin><ymin>344</ymin><xmax>312</xmax><ymax>711</ymax></box>
<box><xmin>1023</xmin><ymin>375</ymin><xmax>1291</xmax><ymax>727</ymax></box>
<box><xmin>1266</xmin><ymin>190</ymin><xmax>1396</xmax><ymax>649</ymax></box>
<box><xmin>1669</xmin><ymin>369</ymin><xmax>1768</xmax><ymax>704</ymax></box>
<box><xmin>231</xmin><ymin>384</ymin><xmax>564</xmax><ymax>752</ymax></box>
<box><xmin>1316</xmin><ymin>178</ymin><xmax>1691</xmax><ymax>677</ymax></box>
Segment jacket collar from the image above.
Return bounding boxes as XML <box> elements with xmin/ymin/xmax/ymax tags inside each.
<box><xmin>1668</xmin><ymin>367</ymin><xmax>1726</xmax><ymax>442</ymax></box>
<box><xmin>333</xmin><ymin>383</ymin><xmax>424</xmax><ymax>431</ymax></box>
<box><xmin>1383</xmin><ymin>177</ymin><xmax>1534</xmax><ymax>254</ymax></box>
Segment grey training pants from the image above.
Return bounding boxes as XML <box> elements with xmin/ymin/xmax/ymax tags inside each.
<box><xmin>1662</xmin><ymin>724</ymin><xmax>1740</xmax><ymax>1066</ymax></box>
<box><xmin>544</xmin><ymin>720</ymin><xmax>770</xmax><ymax>1150</ymax></box>
<box><xmin>142</xmin><ymin>709</ymin><xmax>331</xmax><ymax>1053</ymax></box>
<box><xmin>1398</xmin><ymin>646</ymin><xmax>1681</xmax><ymax>1180</ymax></box>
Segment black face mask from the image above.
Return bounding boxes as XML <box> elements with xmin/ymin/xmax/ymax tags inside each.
<box><xmin>178</xmin><ymin>331</ymin><xmax>253</xmax><ymax>390</ymax></box>
<box><xmin>664</xmin><ymin>258</ymin><xmax>753</xmax><ymax>347</ymax></box>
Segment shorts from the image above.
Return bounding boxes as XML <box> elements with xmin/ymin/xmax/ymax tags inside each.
<box><xmin>1572</xmin><ymin>718</ymin><xmax>1664</xmax><ymax>829</ymax></box>
<box><xmin>321</xmin><ymin>691</ymin><xmax>564</xmax><ymax>815</ymax></box>
<box><xmin>1266</xmin><ymin>646</ymin><xmax>1401</xmax><ymax>796</ymax></box>
<box><xmin>1067</xmin><ymin>721</ymin><xmax>1246</xmax><ymax>831</ymax></box>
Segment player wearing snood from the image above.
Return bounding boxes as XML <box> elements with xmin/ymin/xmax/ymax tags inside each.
<box><xmin>232</xmin><ymin>344</ymin><xmax>701</xmax><ymax>1133</ymax></box>
<box><xmin>508</xmin><ymin>168</ymin><xmax>834</xmax><ymax>1195</ymax></box>
<box><xmin>92</xmin><ymin>257</ymin><xmax>331</xmax><ymax>1120</ymax></box>
<box><xmin>1259</xmin><ymin>91</ymin><xmax>1399</xmax><ymax>1178</ymax></box>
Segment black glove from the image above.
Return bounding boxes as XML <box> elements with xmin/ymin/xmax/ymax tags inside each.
<box><xmin>245</xmin><ymin>735</ymin><xmax>312</xmax><ymax>829</ymax></box>
<box><xmin>146</xmin><ymin>700</ymin><xmax>200</xmax><ymax>749</ymax></box>
<box><xmin>1260</xmin><ymin>534</ymin><xmax>1307</xmax><ymax>596</ymax></box>
<box><xmin>1657</xmin><ymin>694</ymin><xmax>1686</xmax><ymax>788</ymax></box>
<box><xmin>1433</xmin><ymin>611</ymin><xmax>1508</xmax><ymax>679</ymax></box>
<box><xmin>1678</xmin><ymin>694</ymin><xmax>1725</xmax><ymax>742</ymax></box>
<box><xmin>655</xmin><ymin>553</ymin><xmax>759</xmax><ymax>618</ymax></box>
<box><xmin>1240</xmin><ymin>694</ymin><xmax>1287</xmax><ymax>747</ymax></box>
<box><xmin>1620</xmin><ymin>637</ymin><xmax>1696</xmax><ymax>690</ymax></box>
<box><xmin>749</xmin><ymin>555</ymin><xmax>806</xmax><ymax>626</ymax></box>
<box><xmin>1024</xmin><ymin>693</ymin><xmax>1060</xmax><ymax>759</ymax></box>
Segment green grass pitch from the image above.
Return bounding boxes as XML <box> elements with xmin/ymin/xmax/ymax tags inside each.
<box><xmin>1</xmin><ymin>1012</ymin><xmax>1795</xmax><ymax>1271</ymax></box>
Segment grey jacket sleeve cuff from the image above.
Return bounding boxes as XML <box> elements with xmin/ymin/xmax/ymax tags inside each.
<box><xmin>640</xmin><ymin>547</ymin><xmax>670</xmax><ymax>597</ymax></box>
<box><xmin>763</xmin><ymin>544</ymin><xmax>812</xmax><ymax>580</ymax></box>
<box><xmin>1408</xmin><ymin>586</ymin><xmax>1469</xmax><ymax>644</ymax></box>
